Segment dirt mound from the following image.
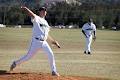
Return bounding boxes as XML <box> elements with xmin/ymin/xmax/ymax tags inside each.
<box><xmin>0</xmin><ymin>70</ymin><xmax>106</xmax><ymax>80</ymax></box>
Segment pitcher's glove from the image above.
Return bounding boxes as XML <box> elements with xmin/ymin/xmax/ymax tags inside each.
<box><xmin>52</xmin><ymin>40</ymin><xmax>60</xmax><ymax>48</ymax></box>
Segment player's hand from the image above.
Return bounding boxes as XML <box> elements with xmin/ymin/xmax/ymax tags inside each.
<box><xmin>52</xmin><ymin>40</ymin><xmax>60</xmax><ymax>48</ymax></box>
<box><xmin>21</xmin><ymin>6</ymin><xmax>27</xmax><ymax>9</ymax></box>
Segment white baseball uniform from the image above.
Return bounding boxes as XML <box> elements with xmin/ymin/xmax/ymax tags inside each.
<box><xmin>14</xmin><ymin>14</ymin><xmax>57</xmax><ymax>73</ymax></box>
<box><xmin>82</xmin><ymin>22</ymin><xmax>96</xmax><ymax>53</ymax></box>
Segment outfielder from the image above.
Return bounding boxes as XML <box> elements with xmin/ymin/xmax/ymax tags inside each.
<box><xmin>82</xmin><ymin>18</ymin><xmax>96</xmax><ymax>54</ymax></box>
<box><xmin>10</xmin><ymin>6</ymin><xmax>60</xmax><ymax>76</ymax></box>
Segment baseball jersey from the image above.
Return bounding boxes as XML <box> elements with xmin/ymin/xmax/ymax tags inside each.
<box><xmin>82</xmin><ymin>22</ymin><xmax>96</xmax><ymax>37</ymax></box>
<box><xmin>31</xmin><ymin>15</ymin><xmax>50</xmax><ymax>40</ymax></box>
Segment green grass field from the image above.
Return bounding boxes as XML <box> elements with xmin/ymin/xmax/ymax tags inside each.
<box><xmin>0</xmin><ymin>28</ymin><xmax>120</xmax><ymax>80</ymax></box>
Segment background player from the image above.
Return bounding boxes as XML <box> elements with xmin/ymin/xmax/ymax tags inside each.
<box><xmin>82</xmin><ymin>18</ymin><xmax>96</xmax><ymax>54</ymax></box>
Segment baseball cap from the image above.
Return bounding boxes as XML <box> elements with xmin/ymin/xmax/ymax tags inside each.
<box><xmin>39</xmin><ymin>7</ymin><xmax>47</xmax><ymax>11</ymax></box>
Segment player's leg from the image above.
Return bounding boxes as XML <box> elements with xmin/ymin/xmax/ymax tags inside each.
<box><xmin>85</xmin><ymin>37</ymin><xmax>89</xmax><ymax>53</ymax></box>
<box><xmin>10</xmin><ymin>39</ymin><xmax>39</xmax><ymax>71</ymax></box>
<box><xmin>42</xmin><ymin>41</ymin><xmax>59</xmax><ymax>76</ymax></box>
<box><xmin>88</xmin><ymin>36</ymin><xmax>92</xmax><ymax>54</ymax></box>
<box><xmin>15</xmin><ymin>45</ymin><xmax>38</xmax><ymax>65</ymax></box>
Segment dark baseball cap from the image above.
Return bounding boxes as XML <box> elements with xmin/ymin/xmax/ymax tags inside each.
<box><xmin>39</xmin><ymin>7</ymin><xmax>47</xmax><ymax>11</ymax></box>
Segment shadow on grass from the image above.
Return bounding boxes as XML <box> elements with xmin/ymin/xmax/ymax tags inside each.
<box><xmin>0</xmin><ymin>70</ymin><xmax>8</xmax><ymax>75</ymax></box>
<box><xmin>0</xmin><ymin>70</ymin><xmax>111</xmax><ymax>80</ymax></box>
<box><xmin>0</xmin><ymin>70</ymin><xmax>28</xmax><ymax>75</ymax></box>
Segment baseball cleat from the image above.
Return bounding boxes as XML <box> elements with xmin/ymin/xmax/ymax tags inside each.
<box><xmin>52</xmin><ymin>71</ymin><xmax>60</xmax><ymax>76</ymax></box>
<box><xmin>10</xmin><ymin>61</ymin><xmax>16</xmax><ymax>71</ymax></box>
<box><xmin>88</xmin><ymin>52</ymin><xmax>91</xmax><ymax>54</ymax></box>
<box><xmin>84</xmin><ymin>51</ymin><xmax>87</xmax><ymax>54</ymax></box>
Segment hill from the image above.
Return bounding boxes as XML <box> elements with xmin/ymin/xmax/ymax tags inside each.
<box><xmin>0</xmin><ymin>70</ymin><xmax>108</xmax><ymax>80</ymax></box>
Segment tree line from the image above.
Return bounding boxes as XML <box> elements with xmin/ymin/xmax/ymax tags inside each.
<box><xmin>0</xmin><ymin>0</ymin><xmax>120</xmax><ymax>29</ymax></box>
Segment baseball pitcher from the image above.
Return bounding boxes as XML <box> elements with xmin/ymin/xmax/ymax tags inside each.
<box><xmin>10</xmin><ymin>6</ymin><xmax>60</xmax><ymax>76</ymax></box>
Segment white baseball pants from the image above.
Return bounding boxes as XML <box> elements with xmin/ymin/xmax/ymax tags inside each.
<box><xmin>85</xmin><ymin>35</ymin><xmax>92</xmax><ymax>52</ymax></box>
<box><xmin>15</xmin><ymin>37</ymin><xmax>57</xmax><ymax>72</ymax></box>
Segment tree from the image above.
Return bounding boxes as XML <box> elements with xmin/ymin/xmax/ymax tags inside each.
<box><xmin>0</xmin><ymin>0</ymin><xmax>120</xmax><ymax>29</ymax></box>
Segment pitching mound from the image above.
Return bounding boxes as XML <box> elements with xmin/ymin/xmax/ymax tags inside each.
<box><xmin>0</xmin><ymin>70</ymin><xmax>107</xmax><ymax>80</ymax></box>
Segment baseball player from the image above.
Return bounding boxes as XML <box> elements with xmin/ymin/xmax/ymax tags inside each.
<box><xmin>82</xmin><ymin>18</ymin><xmax>96</xmax><ymax>54</ymax></box>
<box><xmin>10</xmin><ymin>6</ymin><xmax>60</xmax><ymax>76</ymax></box>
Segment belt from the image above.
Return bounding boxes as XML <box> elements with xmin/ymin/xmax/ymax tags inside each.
<box><xmin>35</xmin><ymin>37</ymin><xmax>44</xmax><ymax>41</ymax></box>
